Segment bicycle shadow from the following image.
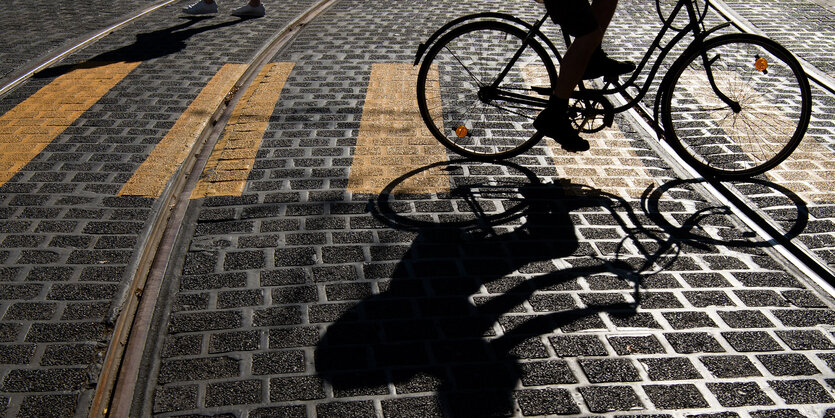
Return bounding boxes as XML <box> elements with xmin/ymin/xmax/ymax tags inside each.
<box><xmin>34</xmin><ymin>16</ymin><xmax>249</xmax><ymax>79</ymax></box>
<box><xmin>314</xmin><ymin>160</ymin><xmax>642</xmax><ymax>416</ymax></box>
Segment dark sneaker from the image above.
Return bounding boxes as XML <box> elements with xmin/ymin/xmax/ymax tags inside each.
<box><xmin>583</xmin><ymin>48</ymin><xmax>635</xmax><ymax>80</ymax></box>
<box><xmin>533</xmin><ymin>106</ymin><xmax>590</xmax><ymax>152</ymax></box>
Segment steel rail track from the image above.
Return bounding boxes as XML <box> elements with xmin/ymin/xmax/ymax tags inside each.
<box><xmin>81</xmin><ymin>0</ymin><xmax>340</xmax><ymax>416</ymax></box>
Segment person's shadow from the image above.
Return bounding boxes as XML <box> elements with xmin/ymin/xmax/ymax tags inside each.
<box><xmin>34</xmin><ymin>16</ymin><xmax>248</xmax><ymax>79</ymax></box>
<box><xmin>315</xmin><ymin>161</ymin><xmax>640</xmax><ymax>416</ymax></box>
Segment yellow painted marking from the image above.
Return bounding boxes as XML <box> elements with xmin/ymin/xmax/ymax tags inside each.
<box><xmin>191</xmin><ymin>62</ymin><xmax>294</xmax><ymax>199</ymax></box>
<box><xmin>0</xmin><ymin>61</ymin><xmax>139</xmax><ymax>187</ymax></box>
<box><xmin>347</xmin><ymin>63</ymin><xmax>449</xmax><ymax>195</ymax></box>
<box><xmin>119</xmin><ymin>64</ymin><xmax>247</xmax><ymax>197</ymax></box>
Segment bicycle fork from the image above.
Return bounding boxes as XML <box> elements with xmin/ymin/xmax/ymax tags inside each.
<box><xmin>700</xmin><ymin>49</ymin><xmax>743</xmax><ymax>113</ymax></box>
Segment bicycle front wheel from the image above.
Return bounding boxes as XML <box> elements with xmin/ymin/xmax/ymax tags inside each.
<box><xmin>661</xmin><ymin>34</ymin><xmax>812</xmax><ymax>178</ymax></box>
<box><xmin>416</xmin><ymin>21</ymin><xmax>558</xmax><ymax>160</ymax></box>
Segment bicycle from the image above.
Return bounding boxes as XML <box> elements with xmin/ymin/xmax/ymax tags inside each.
<box><xmin>414</xmin><ymin>0</ymin><xmax>812</xmax><ymax>178</ymax></box>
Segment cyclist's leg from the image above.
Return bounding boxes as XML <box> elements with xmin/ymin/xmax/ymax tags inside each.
<box><xmin>536</xmin><ymin>0</ymin><xmax>609</xmax><ymax>151</ymax></box>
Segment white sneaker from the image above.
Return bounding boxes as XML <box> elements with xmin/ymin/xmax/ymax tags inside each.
<box><xmin>183</xmin><ymin>1</ymin><xmax>218</xmax><ymax>14</ymax></box>
<box><xmin>231</xmin><ymin>4</ymin><xmax>265</xmax><ymax>17</ymax></box>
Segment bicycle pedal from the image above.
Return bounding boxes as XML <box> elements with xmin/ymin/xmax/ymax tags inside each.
<box><xmin>531</xmin><ymin>86</ymin><xmax>552</xmax><ymax>96</ymax></box>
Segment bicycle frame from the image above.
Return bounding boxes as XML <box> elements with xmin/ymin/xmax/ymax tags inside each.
<box><xmin>483</xmin><ymin>0</ymin><xmax>736</xmax><ymax>119</ymax></box>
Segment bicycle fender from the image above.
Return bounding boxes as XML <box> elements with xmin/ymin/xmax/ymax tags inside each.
<box><xmin>414</xmin><ymin>12</ymin><xmax>545</xmax><ymax>66</ymax></box>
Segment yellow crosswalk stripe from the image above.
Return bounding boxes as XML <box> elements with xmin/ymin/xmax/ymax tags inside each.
<box><xmin>191</xmin><ymin>62</ymin><xmax>293</xmax><ymax>198</ymax></box>
<box><xmin>347</xmin><ymin>63</ymin><xmax>449</xmax><ymax>195</ymax></box>
<box><xmin>0</xmin><ymin>61</ymin><xmax>139</xmax><ymax>187</ymax></box>
<box><xmin>119</xmin><ymin>64</ymin><xmax>247</xmax><ymax>197</ymax></box>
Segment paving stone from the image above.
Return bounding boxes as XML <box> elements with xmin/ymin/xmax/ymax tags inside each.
<box><xmin>608</xmin><ymin>335</ymin><xmax>666</xmax><ymax>355</ymax></box>
<box><xmin>269</xmin><ymin>326</ymin><xmax>321</xmax><ymax>349</ymax></box>
<box><xmin>518</xmin><ymin>360</ymin><xmax>578</xmax><ymax>385</ymax></box>
<box><xmin>774</xmin><ymin>329</ymin><xmax>835</xmax><ymax>350</ymax></box>
<box><xmin>208</xmin><ymin>330</ymin><xmax>261</xmax><ymax>353</ymax></box>
<box><xmin>16</xmin><ymin>394</ymin><xmax>77</xmax><ymax>418</ymax></box>
<box><xmin>1</xmin><ymin>368</ymin><xmax>88</xmax><ymax>392</ymax></box>
<box><xmin>0</xmin><ymin>344</ymin><xmax>36</xmax><ymax>365</ymax></box>
<box><xmin>205</xmin><ymin>379</ymin><xmax>262</xmax><ymax>407</ymax></box>
<box><xmin>768</xmin><ymin>379</ymin><xmax>835</xmax><ymax>404</ymax></box>
<box><xmin>579</xmin><ymin>358</ymin><xmax>642</xmax><ymax>383</ymax></box>
<box><xmin>157</xmin><ymin>356</ymin><xmax>240</xmax><ymax>384</ymax></box>
<box><xmin>252</xmin><ymin>350</ymin><xmax>306</xmax><ymax>375</ymax></box>
<box><xmin>639</xmin><ymin>357</ymin><xmax>701</xmax><ymax>381</ymax></box>
<box><xmin>707</xmin><ymin>382</ymin><xmax>774</xmax><ymax>407</ymax></box>
<box><xmin>721</xmin><ymin>331</ymin><xmax>784</xmax><ymax>352</ymax></box>
<box><xmin>772</xmin><ymin>309</ymin><xmax>835</xmax><ymax>327</ymax></box>
<box><xmin>252</xmin><ymin>306</ymin><xmax>303</xmax><ymax>327</ymax></box>
<box><xmin>749</xmin><ymin>410</ymin><xmax>808</xmax><ymax>418</ymax></box>
<box><xmin>152</xmin><ymin>384</ymin><xmax>198</xmax><ymax>414</ymax></box>
<box><xmin>24</xmin><ymin>322</ymin><xmax>105</xmax><ymax>343</ymax></box>
<box><xmin>684</xmin><ymin>291</ymin><xmax>735</xmax><ymax>307</ymax></box>
<box><xmin>735</xmin><ymin>290</ymin><xmax>791</xmax><ymax>307</ymax></box>
<box><xmin>40</xmin><ymin>343</ymin><xmax>97</xmax><ymax>366</ymax></box>
<box><xmin>516</xmin><ymin>388</ymin><xmax>579</xmax><ymax>416</ymax></box>
<box><xmin>250</xmin><ymin>405</ymin><xmax>307</xmax><ymax>418</ymax></box>
<box><xmin>699</xmin><ymin>355</ymin><xmax>762</xmax><ymax>378</ymax></box>
<box><xmin>181</xmin><ymin>272</ymin><xmax>247</xmax><ymax>291</ymax></box>
<box><xmin>168</xmin><ymin>311</ymin><xmax>242</xmax><ymax>333</ymax></box>
<box><xmin>756</xmin><ymin>353</ymin><xmax>821</xmax><ymax>376</ymax></box>
<box><xmin>663</xmin><ymin>311</ymin><xmax>718</xmax><ymax>329</ymax></box>
<box><xmin>717</xmin><ymin>310</ymin><xmax>776</xmax><ymax>328</ymax></box>
<box><xmin>781</xmin><ymin>290</ymin><xmax>827</xmax><ymax>308</ymax></box>
<box><xmin>270</xmin><ymin>376</ymin><xmax>326</xmax><ymax>402</ymax></box>
<box><xmin>380</xmin><ymin>396</ymin><xmax>444</xmax><ymax>418</ymax></box>
<box><xmin>548</xmin><ymin>335</ymin><xmax>608</xmax><ymax>357</ymax></box>
<box><xmin>643</xmin><ymin>384</ymin><xmax>709</xmax><ymax>409</ymax></box>
<box><xmin>216</xmin><ymin>289</ymin><xmax>264</xmax><ymax>309</ymax></box>
<box><xmin>161</xmin><ymin>334</ymin><xmax>203</xmax><ymax>358</ymax></box>
<box><xmin>579</xmin><ymin>385</ymin><xmax>643</xmax><ymax>413</ymax></box>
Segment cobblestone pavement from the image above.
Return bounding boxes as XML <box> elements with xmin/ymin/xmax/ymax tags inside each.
<box><xmin>0</xmin><ymin>0</ymin><xmax>834</xmax><ymax>417</ymax></box>
<box><xmin>135</xmin><ymin>0</ymin><xmax>835</xmax><ymax>417</ymax></box>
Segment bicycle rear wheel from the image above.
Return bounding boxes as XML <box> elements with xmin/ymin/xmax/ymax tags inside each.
<box><xmin>661</xmin><ymin>34</ymin><xmax>812</xmax><ymax>178</ymax></box>
<box><xmin>416</xmin><ymin>21</ymin><xmax>557</xmax><ymax>160</ymax></box>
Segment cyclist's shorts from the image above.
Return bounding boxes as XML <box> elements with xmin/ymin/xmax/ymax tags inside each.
<box><xmin>543</xmin><ymin>0</ymin><xmax>599</xmax><ymax>37</ymax></box>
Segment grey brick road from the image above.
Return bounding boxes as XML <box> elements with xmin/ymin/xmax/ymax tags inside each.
<box><xmin>0</xmin><ymin>0</ymin><xmax>834</xmax><ymax>417</ymax></box>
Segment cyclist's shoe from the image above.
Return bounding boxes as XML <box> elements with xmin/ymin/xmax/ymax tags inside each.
<box><xmin>534</xmin><ymin>105</ymin><xmax>590</xmax><ymax>152</ymax></box>
<box><xmin>584</xmin><ymin>48</ymin><xmax>635</xmax><ymax>80</ymax></box>
<box><xmin>183</xmin><ymin>0</ymin><xmax>218</xmax><ymax>14</ymax></box>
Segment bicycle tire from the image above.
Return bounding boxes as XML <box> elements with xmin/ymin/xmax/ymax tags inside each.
<box><xmin>416</xmin><ymin>21</ymin><xmax>557</xmax><ymax>160</ymax></box>
<box><xmin>661</xmin><ymin>34</ymin><xmax>812</xmax><ymax>178</ymax></box>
